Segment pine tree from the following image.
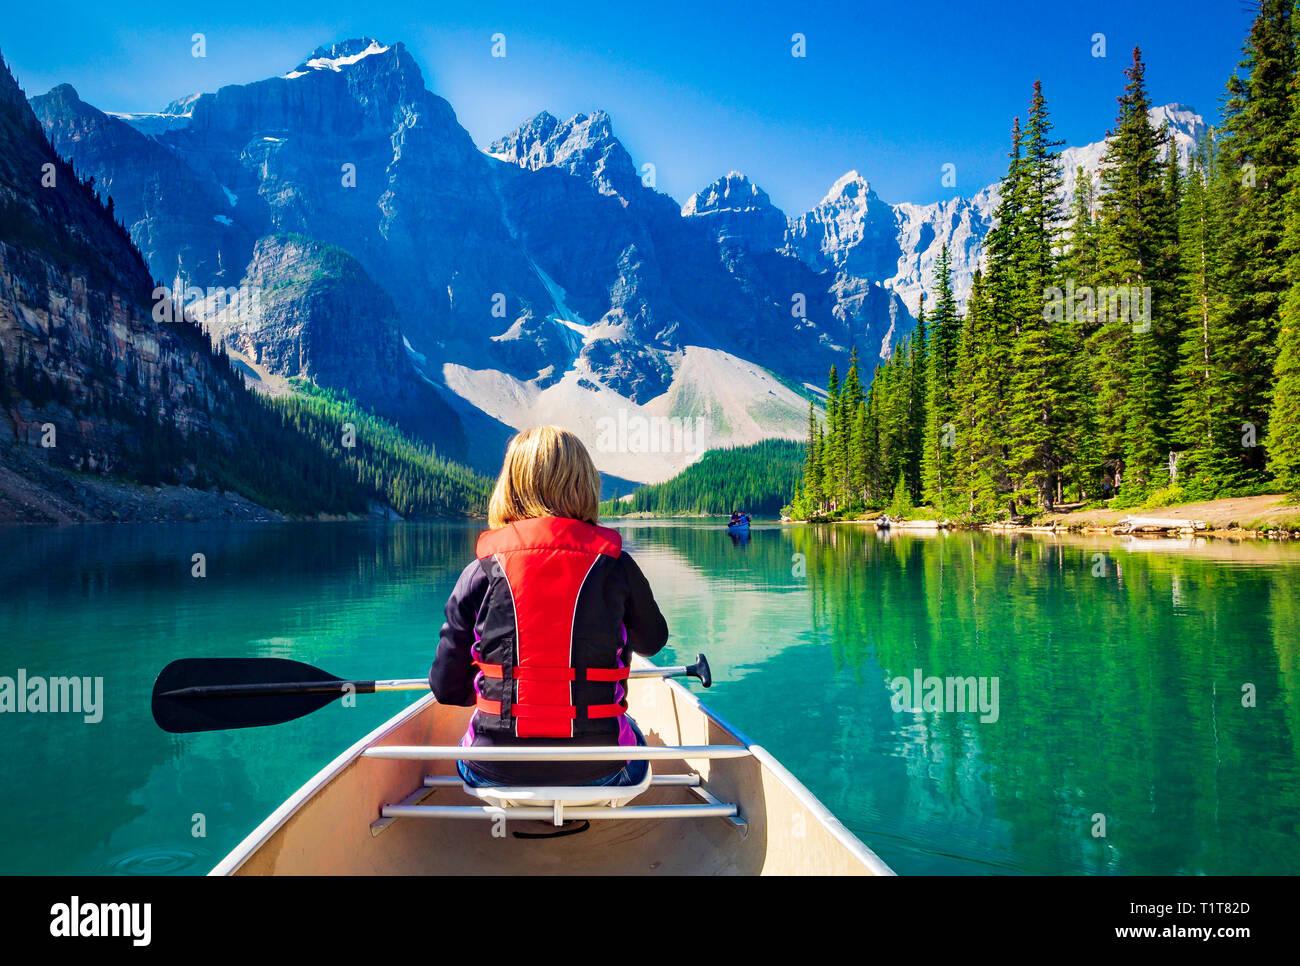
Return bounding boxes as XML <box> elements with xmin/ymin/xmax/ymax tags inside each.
<box><xmin>1094</xmin><ymin>47</ymin><xmax>1176</xmax><ymax>494</ymax></box>
<box><xmin>862</xmin><ymin>384</ymin><xmax>883</xmax><ymax>504</ymax></box>
<box><xmin>820</xmin><ymin>365</ymin><xmax>840</xmax><ymax>508</ymax></box>
<box><xmin>922</xmin><ymin>245</ymin><xmax>960</xmax><ymax>508</ymax></box>
<box><xmin>1004</xmin><ymin>80</ymin><xmax>1078</xmax><ymax>510</ymax></box>
<box><xmin>803</xmin><ymin>401</ymin><xmax>825</xmax><ymax>511</ymax></box>
<box><xmin>839</xmin><ymin>348</ymin><xmax>865</xmax><ymax>503</ymax></box>
<box><xmin>1172</xmin><ymin>137</ymin><xmax>1243</xmax><ymax>495</ymax></box>
<box><xmin>888</xmin><ymin>472</ymin><xmax>913</xmax><ymax>517</ymax></box>
<box><xmin>1061</xmin><ymin>165</ymin><xmax>1104</xmax><ymax>492</ymax></box>
<box><xmin>1271</xmin><ymin>290</ymin><xmax>1300</xmax><ymax>491</ymax></box>
<box><xmin>1267</xmin><ymin>2</ymin><xmax>1300</xmax><ymax>491</ymax></box>
<box><xmin>905</xmin><ymin>301</ymin><xmax>928</xmax><ymax>502</ymax></box>
<box><xmin>1220</xmin><ymin>0</ymin><xmax>1296</xmax><ymax>481</ymax></box>
<box><xmin>951</xmin><ymin>272</ymin><xmax>1009</xmax><ymax>518</ymax></box>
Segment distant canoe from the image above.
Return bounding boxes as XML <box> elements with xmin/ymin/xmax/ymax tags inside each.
<box><xmin>210</xmin><ymin>657</ymin><xmax>892</xmax><ymax>876</ymax></box>
<box><xmin>727</xmin><ymin>519</ymin><xmax>751</xmax><ymax>534</ymax></box>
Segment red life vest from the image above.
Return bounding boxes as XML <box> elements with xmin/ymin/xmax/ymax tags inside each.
<box><xmin>471</xmin><ymin>516</ymin><xmax>631</xmax><ymax>739</ymax></box>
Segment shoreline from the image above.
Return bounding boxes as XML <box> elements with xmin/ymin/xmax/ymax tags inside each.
<box><xmin>790</xmin><ymin>493</ymin><xmax>1300</xmax><ymax>541</ymax></box>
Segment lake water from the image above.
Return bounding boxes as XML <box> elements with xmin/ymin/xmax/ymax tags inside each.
<box><xmin>2</xmin><ymin>520</ymin><xmax>1298</xmax><ymax>875</ymax></box>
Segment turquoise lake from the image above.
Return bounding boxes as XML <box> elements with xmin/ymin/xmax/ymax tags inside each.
<box><xmin>1</xmin><ymin>520</ymin><xmax>1298</xmax><ymax>875</ymax></box>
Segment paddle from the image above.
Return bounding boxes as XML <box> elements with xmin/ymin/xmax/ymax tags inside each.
<box><xmin>152</xmin><ymin>653</ymin><xmax>712</xmax><ymax>734</ymax></box>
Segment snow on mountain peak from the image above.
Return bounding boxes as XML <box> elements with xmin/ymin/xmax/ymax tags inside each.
<box><xmin>284</xmin><ymin>39</ymin><xmax>391</xmax><ymax>79</ymax></box>
<box><xmin>823</xmin><ymin>170</ymin><xmax>873</xmax><ymax>204</ymax></box>
<box><xmin>108</xmin><ymin>90</ymin><xmax>201</xmax><ymax>136</ymax></box>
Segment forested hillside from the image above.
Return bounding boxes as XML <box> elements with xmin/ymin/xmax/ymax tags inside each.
<box><xmin>276</xmin><ymin>382</ymin><xmax>490</xmax><ymax>518</ymax></box>
<box><xmin>601</xmin><ymin>440</ymin><xmax>804</xmax><ymax>516</ymax></box>
<box><xmin>791</xmin><ymin>4</ymin><xmax>1300</xmax><ymax>521</ymax></box>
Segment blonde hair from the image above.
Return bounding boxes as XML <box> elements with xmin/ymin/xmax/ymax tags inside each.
<box><xmin>487</xmin><ymin>425</ymin><xmax>601</xmax><ymax>528</ymax></box>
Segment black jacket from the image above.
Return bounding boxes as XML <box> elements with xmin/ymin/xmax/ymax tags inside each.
<box><xmin>430</xmin><ymin>517</ymin><xmax>668</xmax><ymax>783</ymax></box>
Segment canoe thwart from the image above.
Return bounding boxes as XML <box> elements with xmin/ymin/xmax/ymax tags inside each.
<box><xmin>362</xmin><ymin>745</ymin><xmax>753</xmax><ymax>761</ymax></box>
<box><xmin>380</xmin><ymin>803</ymin><xmax>740</xmax><ymax>822</ymax></box>
<box><xmin>421</xmin><ymin>773</ymin><xmax>702</xmax><ymax>788</ymax></box>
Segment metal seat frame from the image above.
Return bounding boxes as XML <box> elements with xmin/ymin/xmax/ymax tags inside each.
<box><xmin>363</xmin><ymin>745</ymin><xmax>751</xmax><ymax>831</ymax></box>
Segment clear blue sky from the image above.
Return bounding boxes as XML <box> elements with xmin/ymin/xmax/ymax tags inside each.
<box><xmin>1</xmin><ymin>0</ymin><xmax>1256</xmax><ymax>213</ymax></box>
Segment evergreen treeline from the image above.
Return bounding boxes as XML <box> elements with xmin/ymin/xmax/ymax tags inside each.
<box><xmin>600</xmin><ymin>439</ymin><xmax>805</xmax><ymax>517</ymax></box>
<box><xmin>1</xmin><ymin>341</ymin><xmax>492</xmax><ymax>517</ymax></box>
<box><xmin>273</xmin><ymin>381</ymin><xmax>490</xmax><ymax>519</ymax></box>
<box><xmin>793</xmin><ymin>7</ymin><xmax>1300</xmax><ymax>521</ymax></box>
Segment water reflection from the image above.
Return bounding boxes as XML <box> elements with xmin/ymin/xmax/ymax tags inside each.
<box><xmin>620</xmin><ymin>522</ymin><xmax>1300</xmax><ymax>874</ymax></box>
<box><xmin>2</xmin><ymin>520</ymin><xmax>1298</xmax><ymax>875</ymax></box>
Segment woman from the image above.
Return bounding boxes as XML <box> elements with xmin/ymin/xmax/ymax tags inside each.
<box><xmin>429</xmin><ymin>425</ymin><xmax>669</xmax><ymax>787</ymax></box>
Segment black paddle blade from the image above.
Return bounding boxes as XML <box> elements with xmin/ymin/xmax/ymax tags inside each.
<box><xmin>152</xmin><ymin>658</ymin><xmax>349</xmax><ymax>734</ymax></box>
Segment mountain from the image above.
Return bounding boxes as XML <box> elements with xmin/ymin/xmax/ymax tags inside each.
<box><xmin>29</xmin><ymin>38</ymin><xmax>1207</xmax><ymax>484</ymax></box>
<box><xmin>32</xmin><ymin>40</ymin><xmax>896</xmax><ymax>482</ymax></box>
<box><xmin>783</xmin><ymin>103</ymin><xmax>1207</xmax><ymax>335</ymax></box>
<box><xmin>31</xmin><ymin>41</ymin><xmax>517</xmax><ymax>462</ymax></box>
<box><xmin>0</xmin><ymin>52</ymin><xmax>303</xmax><ymax>518</ymax></box>
<box><xmin>0</xmin><ymin>50</ymin><xmax>484</xmax><ymax>522</ymax></box>
<box><xmin>195</xmin><ymin>232</ymin><xmax>467</xmax><ymax>457</ymax></box>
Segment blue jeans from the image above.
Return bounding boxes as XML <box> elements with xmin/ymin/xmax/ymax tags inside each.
<box><xmin>458</xmin><ymin>718</ymin><xmax>649</xmax><ymax>787</ymax></box>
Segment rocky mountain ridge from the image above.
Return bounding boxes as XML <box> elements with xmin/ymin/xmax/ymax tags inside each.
<box><xmin>30</xmin><ymin>37</ymin><xmax>1208</xmax><ymax>482</ymax></box>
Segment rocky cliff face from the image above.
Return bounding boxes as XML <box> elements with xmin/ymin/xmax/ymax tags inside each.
<box><xmin>0</xmin><ymin>50</ymin><xmax>417</xmax><ymax>522</ymax></box>
<box><xmin>681</xmin><ymin>172</ymin><xmax>790</xmax><ymax>252</ymax></box>
<box><xmin>31</xmin><ymin>83</ymin><xmax>240</xmax><ymax>288</ymax></box>
<box><xmin>211</xmin><ymin>233</ymin><xmax>466</xmax><ymax>456</ymax></box>
<box><xmin>36</xmin><ymin>40</ymin><xmax>552</xmax><ymax>373</ymax></box>
<box><xmin>0</xmin><ymin>54</ymin><xmax>230</xmax><ymax>478</ymax></box>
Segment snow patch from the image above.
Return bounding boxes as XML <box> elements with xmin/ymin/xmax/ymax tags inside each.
<box><xmin>108</xmin><ymin>111</ymin><xmax>192</xmax><ymax>136</ymax></box>
<box><xmin>284</xmin><ymin>40</ymin><xmax>390</xmax><ymax>78</ymax></box>
<box><xmin>402</xmin><ymin>335</ymin><xmax>427</xmax><ymax>367</ymax></box>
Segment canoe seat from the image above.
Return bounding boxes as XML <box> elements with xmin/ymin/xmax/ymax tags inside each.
<box><xmin>368</xmin><ymin>746</ymin><xmax>751</xmax><ymax>831</ymax></box>
<box><xmin>462</xmin><ymin>760</ymin><xmax>655</xmax><ymax>826</ymax></box>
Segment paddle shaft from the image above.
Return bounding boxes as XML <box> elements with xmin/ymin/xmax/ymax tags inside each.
<box><xmin>160</xmin><ymin>665</ymin><xmax>699</xmax><ymax>700</ymax></box>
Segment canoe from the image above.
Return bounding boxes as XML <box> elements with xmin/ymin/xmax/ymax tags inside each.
<box><xmin>727</xmin><ymin>521</ymin><xmax>750</xmax><ymax>535</ymax></box>
<box><xmin>210</xmin><ymin>656</ymin><xmax>894</xmax><ymax>876</ymax></box>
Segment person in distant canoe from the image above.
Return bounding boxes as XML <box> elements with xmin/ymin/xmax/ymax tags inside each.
<box><xmin>429</xmin><ymin>425</ymin><xmax>669</xmax><ymax>787</ymax></box>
